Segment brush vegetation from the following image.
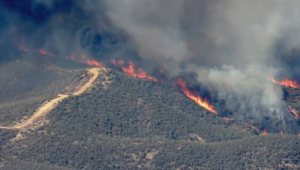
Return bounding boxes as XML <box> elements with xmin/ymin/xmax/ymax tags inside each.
<box><xmin>0</xmin><ymin>59</ymin><xmax>85</xmax><ymax>126</ymax></box>
<box><xmin>0</xmin><ymin>64</ymin><xmax>299</xmax><ymax>170</ymax></box>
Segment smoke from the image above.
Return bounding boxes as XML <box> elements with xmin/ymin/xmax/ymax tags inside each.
<box><xmin>1</xmin><ymin>0</ymin><xmax>300</xmax><ymax>130</ymax></box>
<box><xmin>103</xmin><ymin>0</ymin><xmax>300</xmax><ymax>125</ymax></box>
<box><xmin>0</xmin><ymin>0</ymin><xmax>124</xmax><ymax>65</ymax></box>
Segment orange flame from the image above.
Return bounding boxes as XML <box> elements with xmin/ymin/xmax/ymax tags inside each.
<box><xmin>176</xmin><ymin>79</ymin><xmax>217</xmax><ymax>114</ymax></box>
<box><xmin>39</xmin><ymin>49</ymin><xmax>55</xmax><ymax>57</ymax></box>
<box><xmin>263</xmin><ymin>129</ymin><xmax>267</xmax><ymax>135</ymax></box>
<box><xmin>81</xmin><ymin>54</ymin><xmax>103</xmax><ymax>67</ymax></box>
<box><xmin>65</xmin><ymin>54</ymin><xmax>103</xmax><ymax>67</ymax></box>
<box><xmin>112</xmin><ymin>60</ymin><xmax>158</xmax><ymax>82</ymax></box>
<box><xmin>281</xmin><ymin>131</ymin><xmax>283</xmax><ymax>135</ymax></box>
<box><xmin>287</xmin><ymin>105</ymin><xmax>299</xmax><ymax>118</ymax></box>
<box><xmin>271</xmin><ymin>78</ymin><xmax>299</xmax><ymax>88</ymax></box>
<box><xmin>222</xmin><ymin>117</ymin><xmax>233</xmax><ymax>121</ymax></box>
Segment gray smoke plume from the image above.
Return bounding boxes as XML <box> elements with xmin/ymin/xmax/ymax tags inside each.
<box><xmin>103</xmin><ymin>0</ymin><xmax>300</xmax><ymax>126</ymax></box>
<box><xmin>1</xmin><ymin>0</ymin><xmax>300</xmax><ymax>131</ymax></box>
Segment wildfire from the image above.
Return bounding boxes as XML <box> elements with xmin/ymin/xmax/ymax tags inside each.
<box><xmin>81</xmin><ymin>54</ymin><xmax>103</xmax><ymax>67</ymax></box>
<box><xmin>39</xmin><ymin>49</ymin><xmax>55</xmax><ymax>57</ymax></box>
<box><xmin>271</xmin><ymin>78</ymin><xmax>299</xmax><ymax>88</ymax></box>
<box><xmin>222</xmin><ymin>117</ymin><xmax>233</xmax><ymax>121</ymax></box>
<box><xmin>281</xmin><ymin>131</ymin><xmax>283</xmax><ymax>135</ymax></box>
<box><xmin>112</xmin><ymin>60</ymin><xmax>158</xmax><ymax>82</ymax></box>
<box><xmin>11</xmin><ymin>36</ymin><xmax>103</xmax><ymax>68</ymax></box>
<box><xmin>176</xmin><ymin>79</ymin><xmax>217</xmax><ymax>114</ymax></box>
<box><xmin>65</xmin><ymin>54</ymin><xmax>103</xmax><ymax>67</ymax></box>
<box><xmin>287</xmin><ymin>105</ymin><xmax>299</xmax><ymax>118</ymax></box>
<box><xmin>263</xmin><ymin>129</ymin><xmax>267</xmax><ymax>135</ymax></box>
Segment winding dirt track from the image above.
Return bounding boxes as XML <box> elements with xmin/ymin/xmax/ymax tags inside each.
<box><xmin>0</xmin><ymin>68</ymin><xmax>99</xmax><ymax>130</ymax></box>
<box><xmin>73</xmin><ymin>68</ymin><xmax>99</xmax><ymax>96</ymax></box>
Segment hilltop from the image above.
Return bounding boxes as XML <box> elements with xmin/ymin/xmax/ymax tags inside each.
<box><xmin>0</xmin><ymin>57</ymin><xmax>90</xmax><ymax>126</ymax></box>
<box><xmin>0</xmin><ymin>64</ymin><xmax>299</xmax><ymax>169</ymax></box>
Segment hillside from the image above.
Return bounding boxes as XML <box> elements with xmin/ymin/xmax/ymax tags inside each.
<box><xmin>0</xmin><ymin>57</ymin><xmax>86</xmax><ymax>126</ymax></box>
<box><xmin>0</xmin><ymin>67</ymin><xmax>299</xmax><ymax>169</ymax></box>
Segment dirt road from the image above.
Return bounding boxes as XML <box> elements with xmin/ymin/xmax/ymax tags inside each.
<box><xmin>0</xmin><ymin>68</ymin><xmax>99</xmax><ymax>130</ymax></box>
<box><xmin>73</xmin><ymin>68</ymin><xmax>99</xmax><ymax>96</ymax></box>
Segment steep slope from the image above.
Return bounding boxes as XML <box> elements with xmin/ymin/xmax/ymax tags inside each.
<box><xmin>1</xmin><ymin>68</ymin><xmax>299</xmax><ymax>170</ymax></box>
<box><xmin>0</xmin><ymin>68</ymin><xmax>100</xmax><ymax>130</ymax></box>
<box><xmin>0</xmin><ymin>58</ymin><xmax>85</xmax><ymax>126</ymax></box>
<box><xmin>46</xmin><ymin>68</ymin><xmax>255</xmax><ymax>142</ymax></box>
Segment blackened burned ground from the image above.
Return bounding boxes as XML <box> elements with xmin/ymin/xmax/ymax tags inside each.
<box><xmin>0</xmin><ymin>67</ymin><xmax>300</xmax><ymax>170</ymax></box>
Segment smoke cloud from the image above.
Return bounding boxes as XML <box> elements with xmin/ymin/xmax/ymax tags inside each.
<box><xmin>103</xmin><ymin>0</ymin><xmax>300</xmax><ymax>128</ymax></box>
<box><xmin>2</xmin><ymin>0</ymin><xmax>300</xmax><ymax>131</ymax></box>
<box><xmin>0</xmin><ymin>0</ymin><xmax>124</xmax><ymax>65</ymax></box>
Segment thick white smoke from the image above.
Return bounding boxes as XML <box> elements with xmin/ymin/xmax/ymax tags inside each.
<box><xmin>103</xmin><ymin>0</ymin><xmax>300</xmax><ymax>122</ymax></box>
<box><xmin>2</xmin><ymin>0</ymin><xmax>299</xmax><ymax>125</ymax></box>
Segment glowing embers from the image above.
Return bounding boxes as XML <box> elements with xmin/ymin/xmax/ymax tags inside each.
<box><xmin>176</xmin><ymin>79</ymin><xmax>217</xmax><ymax>114</ymax></box>
<box><xmin>263</xmin><ymin>129</ymin><xmax>267</xmax><ymax>135</ymax></box>
<box><xmin>222</xmin><ymin>117</ymin><xmax>233</xmax><ymax>121</ymax></box>
<box><xmin>287</xmin><ymin>105</ymin><xmax>299</xmax><ymax>118</ymax></box>
<box><xmin>39</xmin><ymin>49</ymin><xmax>56</xmax><ymax>57</ymax></box>
<box><xmin>271</xmin><ymin>78</ymin><xmax>299</xmax><ymax>89</ymax></box>
<box><xmin>112</xmin><ymin>60</ymin><xmax>217</xmax><ymax>114</ymax></box>
<box><xmin>65</xmin><ymin>54</ymin><xmax>103</xmax><ymax>67</ymax></box>
<box><xmin>81</xmin><ymin>54</ymin><xmax>103</xmax><ymax>67</ymax></box>
<box><xmin>112</xmin><ymin>60</ymin><xmax>158</xmax><ymax>82</ymax></box>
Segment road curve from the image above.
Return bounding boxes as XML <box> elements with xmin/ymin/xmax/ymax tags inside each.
<box><xmin>0</xmin><ymin>68</ymin><xmax>99</xmax><ymax>130</ymax></box>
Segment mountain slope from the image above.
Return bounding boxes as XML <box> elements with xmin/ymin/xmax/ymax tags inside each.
<box><xmin>0</xmin><ymin>58</ymin><xmax>85</xmax><ymax>126</ymax></box>
<box><xmin>46</xmin><ymin>68</ymin><xmax>256</xmax><ymax>142</ymax></box>
<box><xmin>1</xmin><ymin>67</ymin><xmax>299</xmax><ymax>170</ymax></box>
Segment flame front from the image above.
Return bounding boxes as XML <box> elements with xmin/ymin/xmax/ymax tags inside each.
<box><xmin>7</xmin><ymin>36</ymin><xmax>103</xmax><ymax>68</ymax></box>
<box><xmin>263</xmin><ymin>129</ymin><xmax>267</xmax><ymax>135</ymax></box>
<box><xmin>81</xmin><ymin>54</ymin><xmax>103</xmax><ymax>67</ymax></box>
<box><xmin>177</xmin><ymin>78</ymin><xmax>217</xmax><ymax>114</ymax></box>
<box><xmin>112</xmin><ymin>60</ymin><xmax>158</xmax><ymax>82</ymax></box>
<box><xmin>271</xmin><ymin>78</ymin><xmax>299</xmax><ymax>88</ymax></box>
<box><xmin>222</xmin><ymin>117</ymin><xmax>233</xmax><ymax>121</ymax></box>
<box><xmin>39</xmin><ymin>49</ymin><xmax>55</xmax><ymax>57</ymax></box>
<box><xmin>65</xmin><ymin>54</ymin><xmax>103</xmax><ymax>67</ymax></box>
<box><xmin>287</xmin><ymin>105</ymin><xmax>299</xmax><ymax>118</ymax></box>
<box><xmin>281</xmin><ymin>131</ymin><xmax>283</xmax><ymax>135</ymax></box>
